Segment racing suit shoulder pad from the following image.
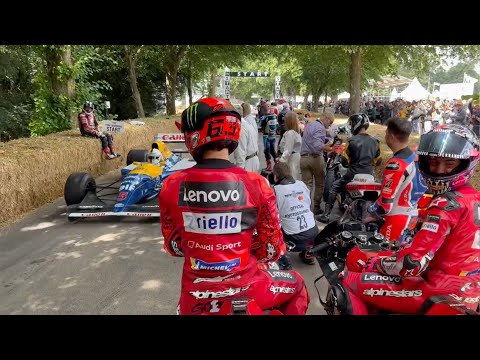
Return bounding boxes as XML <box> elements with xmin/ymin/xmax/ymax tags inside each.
<box><xmin>384</xmin><ymin>158</ymin><xmax>403</xmax><ymax>171</ymax></box>
<box><xmin>428</xmin><ymin>192</ymin><xmax>461</xmax><ymax>212</ymax></box>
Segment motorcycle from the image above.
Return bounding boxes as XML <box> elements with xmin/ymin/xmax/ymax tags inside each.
<box><xmin>322</xmin><ymin>124</ymin><xmax>381</xmax><ymax>214</ymax></box>
<box><xmin>323</xmin><ymin>136</ymin><xmax>347</xmax><ymax>208</ymax></box>
<box><xmin>307</xmin><ymin>199</ymin><xmax>478</xmax><ymax>315</ymax></box>
<box><xmin>336</xmin><ymin>173</ymin><xmax>382</xmax><ymax>214</ymax></box>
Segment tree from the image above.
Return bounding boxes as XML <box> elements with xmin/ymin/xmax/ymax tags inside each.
<box><xmin>226</xmin><ymin>48</ymin><xmax>304</xmax><ymax>105</ymax></box>
<box><xmin>0</xmin><ymin>45</ymin><xmax>35</xmax><ymax>141</ymax></box>
<box><xmin>296</xmin><ymin>46</ymin><xmax>349</xmax><ymax>111</ymax></box>
<box><xmin>160</xmin><ymin>45</ymin><xmax>188</xmax><ymax>115</ymax></box>
<box><xmin>180</xmin><ymin>45</ymin><xmax>255</xmax><ymax>103</ymax></box>
<box><xmin>124</xmin><ymin>45</ymin><xmax>145</xmax><ymax>118</ymax></box>
<box><xmin>29</xmin><ymin>45</ymin><xmax>77</xmax><ymax>136</ymax></box>
<box><xmin>337</xmin><ymin>45</ymin><xmax>480</xmax><ymax>114</ymax></box>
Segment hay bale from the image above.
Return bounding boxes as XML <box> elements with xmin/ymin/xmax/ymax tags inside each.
<box><xmin>0</xmin><ymin>116</ymin><xmax>180</xmax><ymax>227</ymax></box>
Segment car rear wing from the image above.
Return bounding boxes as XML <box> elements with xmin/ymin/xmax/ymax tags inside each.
<box><xmin>155</xmin><ymin>133</ymin><xmax>189</xmax><ymax>153</ymax></box>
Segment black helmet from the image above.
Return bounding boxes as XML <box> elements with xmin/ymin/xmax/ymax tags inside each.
<box><xmin>83</xmin><ymin>101</ymin><xmax>94</xmax><ymax>110</ymax></box>
<box><xmin>349</xmin><ymin>113</ymin><xmax>369</xmax><ymax>135</ymax></box>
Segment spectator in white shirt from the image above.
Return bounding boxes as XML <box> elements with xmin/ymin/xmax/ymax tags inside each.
<box><xmin>278</xmin><ymin>112</ymin><xmax>302</xmax><ymax>180</ymax></box>
<box><xmin>232</xmin><ymin>103</ymin><xmax>260</xmax><ymax>172</ymax></box>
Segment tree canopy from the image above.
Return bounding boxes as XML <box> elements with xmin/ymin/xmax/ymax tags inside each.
<box><xmin>1</xmin><ymin>45</ymin><xmax>479</xmax><ymax>140</ymax></box>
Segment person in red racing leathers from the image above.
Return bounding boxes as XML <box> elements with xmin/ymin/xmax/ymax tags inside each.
<box><xmin>363</xmin><ymin>117</ymin><xmax>428</xmax><ymax>243</ymax></box>
<box><xmin>336</xmin><ymin>124</ymin><xmax>480</xmax><ymax>314</ymax></box>
<box><xmin>78</xmin><ymin>101</ymin><xmax>119</xmax><ymax>160</ymax></box>
<box><xmin>159</xmin><ymin>97</ymin><xmax>309</xmax><ymax>315</ymax></box>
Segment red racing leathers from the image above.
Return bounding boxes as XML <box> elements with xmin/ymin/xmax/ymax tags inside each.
<box><xmin>368</xmin><ymin>147</ymin><xmax>427</xmax><ymax>242</ymax></box>
<box><xmin>78</xmin><ymin>111</ymin><xmax>99</xmax><ymax>137</ymax></box>
<box><xmin>344</xmin><ymin>186</ymin><xmax>480</xmax><ymax>314</ymax></box>
<box><xmin>78</xmin><ymin>111</ymin><xmax>114</xmax><ymax>154</ymax></box>
<box><xmin>160</xmin><ymin>159</ymin><xmax>309</xmax><ymax>315</ymax></box>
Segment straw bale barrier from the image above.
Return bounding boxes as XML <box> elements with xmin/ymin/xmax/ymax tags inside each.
<box><xmin>0</xmin><ymin>116</ymin><xmax>180</xmax><ymax>227</ymax></box>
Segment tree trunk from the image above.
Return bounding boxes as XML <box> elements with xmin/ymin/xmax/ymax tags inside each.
<box><xmin>302</xmin><ymin>89</ymin><xmax>309</xmax><ymax>110</ymax></box>
<box><xmin>208</xmin><ymin>68</ymin><xmax>218</xmax><ymax>97</ymax></box>
<box><xmin>324</xmin><ymin>90</ymin><xmax>328</xmax><ymax>113</ymax></box>
<box><xmin>45</xmin><ymin>47</ymin><xmax>65</xmax><ymax>96</ymax></box>
<box><xmin>61</xmin><ymin>46</ymin><xmax>75</xmax><ymax>99</ymax></box>
<box><xmin>124</xmin><ymin>46</ymin><xmax>145</xmax><ymax>119</ymax></box>
<box><xmin>45</xmin><ymin>45</ymin><xmax>75</xmax><ymax>99</ymax></box>
<box><xmin>44</xmin><ymin>45</ymin><xmax>76</xmax><ymax>127</ymax></box>
<box><xmin>164</xmin><ymin>46</ymin><xmax>188</xmax><ymax>116</ymax></box>
<box><xmin>186</xmin><ymin>74</ymin><xmax>193</xmax><ymax>106</ymax></box>
<box><xmin>312</xmin><ymin>91</ymin><xmax>319</xmax><ymax>112</ymax></box>
<box><xmin>165</xmin><ymin>71</ymin><xmax>177</xmax><ymax>116</ymax></box>
<box><xmin>349</xmin><ymin>50</ymin><xmax>362</xmax><ymax>115</ymax></box>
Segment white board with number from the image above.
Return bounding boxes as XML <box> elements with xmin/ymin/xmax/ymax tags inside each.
<box><xmin>102</xmin><ymin>120</ymin><xmax>125</xmax><ymax>133</ymax></box>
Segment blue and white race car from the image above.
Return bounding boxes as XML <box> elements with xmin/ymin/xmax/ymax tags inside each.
<box><xmin>64</xmin><ymin>134</ymin><xmax>195</xmax><ymax>221</ymax></box>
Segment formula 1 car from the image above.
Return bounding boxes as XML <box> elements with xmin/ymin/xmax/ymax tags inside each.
<box><xmin>64</xmin><ymin>133</ymin><xmax>195</xmax><ymax>221</ymax></box>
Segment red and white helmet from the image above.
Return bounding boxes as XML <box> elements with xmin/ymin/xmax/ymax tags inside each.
<box><xmin>177</xmin><ymin>98</ymin><xmax>241</xmax><ymax>161</ymax></box>
<box><xmin>417</xmin><ymin>124</ymin><xmax>480</xmax><ymax>195</ymax></box>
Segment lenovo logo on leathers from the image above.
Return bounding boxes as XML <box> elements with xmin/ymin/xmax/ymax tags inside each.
<box><xmin>179</xmin><ymin>181</ymin><xmax>246</xmax><ymax>208</ymax></box>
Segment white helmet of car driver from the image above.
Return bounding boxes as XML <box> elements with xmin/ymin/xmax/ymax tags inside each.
<box><xmin>148</xmin><ymin>148</ymin><xmax>163</xmax><ymax>165</ymax></box>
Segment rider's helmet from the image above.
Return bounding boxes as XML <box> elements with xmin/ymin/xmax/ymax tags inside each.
<box><xmin>148</xmin><ymin>148</ymin><xmax>163</xmax><ymax>166</ymax></box>
<box><xmin>83</xmin><ymin>101</ymin><xmax>94</xmax><ymax>114</ymax></box>
<box><xmin>348</xmin><ymin>113</ymin><xmax>370</xmax><ymax>135</ymax></box>
<box><xmin>83</xmin><ymin>101</ymin><xmax>94</xmax><ymax>109</ymax></box>
<box><xmin>417</xmin><ymin>124</ymin><xmax>480</xmax><ymax>195</ymax></box>
<box><xmin>177</xmin><ymin>97</ymin><xmax>241</xmax><ymax>162</ymax></box>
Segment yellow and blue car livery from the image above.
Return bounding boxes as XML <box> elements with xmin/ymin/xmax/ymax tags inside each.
<box><xmin>66</xmin><ymin>140</ymin><xmax>189</xmax><ymax>219</ymax></box>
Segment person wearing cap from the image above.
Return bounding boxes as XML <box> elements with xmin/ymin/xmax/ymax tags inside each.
<box><xmin>450</xmin><ymin>99</ymin><xmax>467</xmax><ymax>126</ymax></box>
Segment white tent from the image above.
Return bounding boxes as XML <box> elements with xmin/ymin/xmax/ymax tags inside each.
<box><xmin>337</xmin><ymin>91</ymin><xmax>350</xmax><ymax>99</ymax></box>
<box><xmin>399</xmin><ymin>77</ymin><xmax>430</xmax><ymax>101</ymax></box>
<box><xmin>389</xmin><ymin>88</ymin><xmax>399</xmax><ymax>101</ymax></box>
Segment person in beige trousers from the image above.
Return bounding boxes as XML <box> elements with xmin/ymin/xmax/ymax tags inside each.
<box><xmin>299</xmin><ymin>112</ymin><xmax>334</xmax><ymax>215</ymax></box>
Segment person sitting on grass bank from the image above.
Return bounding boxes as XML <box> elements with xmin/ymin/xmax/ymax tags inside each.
<box><xmin>273</xmin><ymin>162</ymin><xmax>318</xmax><ymax>270</ymax></box>
<box><xmin>78</xmin><ymin>101</ymin><xmax>120</xmax><ymax>160</ymax></box>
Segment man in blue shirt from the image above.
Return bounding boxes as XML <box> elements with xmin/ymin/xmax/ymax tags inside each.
<box><xmin>300</xmin><ymin>111</ymin><xmax>334</xmax><ymax>215</ymax></box>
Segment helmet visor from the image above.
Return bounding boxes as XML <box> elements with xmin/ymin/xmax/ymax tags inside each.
<box><xmin>417</xmin><ymin>130</ymin><xmax>475</xmax><ymax>159</ymax></box>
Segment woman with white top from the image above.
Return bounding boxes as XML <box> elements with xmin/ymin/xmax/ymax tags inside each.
<box><xmin>278</xmin><ymin>112</ymin><xmax>302</xmax><ymax>180</ymax></box>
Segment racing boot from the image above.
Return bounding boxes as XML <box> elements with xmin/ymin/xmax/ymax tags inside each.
<box><xmin>105</xmin><ymin>152</ymin><xmax>116</xmax><ymax>160</ymax></box>
<box><xmin>277</xmin><ymin>254</ymin><xmax>293</xmax><ymax>270</ymax></box>
<box><xmin>299</xmin><ymin>247</ymin><xmax>315</xmax><ymax>265</ymax></box>
<box><xmin>316</xmin><ymin>204</ymin><xmax>332</xmax><ymax>223</ymax></box>
<box><xmin>109</xmin><ymin>147</ymin><xmax>121</xmax><ymax>158</ymax></box>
